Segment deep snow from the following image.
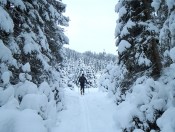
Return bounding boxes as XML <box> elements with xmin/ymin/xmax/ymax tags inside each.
<box><xmin>52</xmin><ymin>87</ymin><xmax>117</xmax><ymax>132</ymax></box>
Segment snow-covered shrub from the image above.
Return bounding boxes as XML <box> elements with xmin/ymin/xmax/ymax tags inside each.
<box><xmin>15</xmin><ymin>80</ymin><xmax>59</xmax><ymax>129</ymax></box>
<box><xmin>1</xmin><ymin>71</ymin><xmax>11</xmax><ymax>86</ymax></box>
<box><xmin>52</xmin><ymin>81</ymin><xmax>65</xmax><ymax>111</ymax></box>
<box><xmin>114</xmin><ymin>64</ymin><xmax>175</xmax><ymax>132</ymax></box>
<box><xmin>1</xmin><ymin>98</ymin><xmax>19</xmax><ymax>109</ymax></box>
<box><xmin>38</xmin><ymin>81</ymin><xmax>58</xmax><ymax>127</ymax></box>
<box><xmin>48</xmin><ymin>68</ymin><xmax>65</xmax><ymax>111</ymax></box>
<box><xmin>39</xmin><ymin>81</ymin><xmax>54</xmax><ymax>101</ymax></box>
<box><xmin>114</xmin><ymin>77</ymin><xmax>158</xmax><ymax>131</ymax></box>
<box><xmin>99</xmin><ymin>62</ymin><xmax>118</xmax><ymax>92</ymax></box>
<box><xmin>0</xmin><ymin>109</ymin><xmax>47</xmax><ymax>132</ymax></box>
<box><xmin>20</xmin><ymin>94</ymin><xmax>48</xmax><ymax>120</ymax></box>
<box><xmin>44</xmin><ymin>100</ymin><xmax>57</xmax><ymax>129</ymax></box>
<box><xmin>15</xmin><ymin>80</ymin><xmax>38</xmax><ymax>102</ymax></box>
<box><xmin>157</xmin><ymin>107</ymin><xmax>175</xmax><ymax>132</ymax></box>
<box><xmin>99</xmin><ymin>61</ymin><xmax>127</xmax><ymax>102</ymax></box>
<box><xmin>0</xmin><ymin>85</ymin><xmax>14</xmax><ymax>107</ymax></box>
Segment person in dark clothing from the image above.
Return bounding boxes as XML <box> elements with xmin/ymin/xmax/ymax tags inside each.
<box><xmin>78</xmin><ymin>74</ymin><xmax>87</xmax><ymax>95</ymax></box>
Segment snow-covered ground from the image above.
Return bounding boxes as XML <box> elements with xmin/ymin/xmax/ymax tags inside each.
<box><xmin>52</xmin><ymin>87</ymin><xmax>117</xmax><ymax>132</ymax></box>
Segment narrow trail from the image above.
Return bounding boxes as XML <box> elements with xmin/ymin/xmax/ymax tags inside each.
<box><xmin>52</xmin><ymin>87</ymin><xmax>117</xmax><ymax>132</ymax></box>
<box><xmin>80</xmin><ymin>96</ymin><xmax>91</xmax><ymax>132</ymax></box>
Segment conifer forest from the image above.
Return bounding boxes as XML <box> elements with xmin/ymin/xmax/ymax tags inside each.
<box><xmin>0</xmin><ymin>0</ymin><xmax>175</xmax><ymax>132</ymax></box>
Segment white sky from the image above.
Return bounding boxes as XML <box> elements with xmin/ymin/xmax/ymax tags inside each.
<box><xmin>63</xmin><ymin>0</ymin><xmax>117</xmax><ymax>55</ymax></box>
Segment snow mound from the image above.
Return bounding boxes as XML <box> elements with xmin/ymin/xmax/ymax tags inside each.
<box><xmin>0</xmin><ymin>86</ymin><xmax>14</xmax><ymax>106</ymax></box>
<box><xmin>157</xmin><ymin>107</ymin><xmax>175</xmax><ymax>132</ymax></box>
<box><xmin>15</xmin><ymin>81</ymin><xmax>38</xmax><ymax>101</ymax></box>
<box><xmin>1</xmin><ymin>71</ymin><xmax>11</xmax><ymax>85</ymax></box>
<box><xmin>20</xmin><ymin>94</ymin><xmax>48</xmax><ymax>120</ymax></box>
<box><xmin>0</xmin><ymin>109</ymin><xmax>47</xmax><ymax>132</ymax></box>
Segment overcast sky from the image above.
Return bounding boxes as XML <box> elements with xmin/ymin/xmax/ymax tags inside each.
<box><xmin>63</xmin><ymin>0</ymin><xmax>117</xmax><ymax>55</ymax></box>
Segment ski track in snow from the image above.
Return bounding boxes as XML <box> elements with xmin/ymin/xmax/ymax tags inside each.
<box><xmin>52</xmin><ymin>87</ymin><xmax>117</xmax><ymax>132</ymax></box>
<box><xmin>81</xmin><ymin>96</ymin><xmax>91</xmax><ymax>132</ymax></box>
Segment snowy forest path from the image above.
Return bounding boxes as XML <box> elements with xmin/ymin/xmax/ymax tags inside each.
<box><xmin>52</xmin><ymin>87</ymin><xmax>117</xmax><ymax>132</ymax></box>
<box><xmin>80</xmin><ymin>95</ymin><xmax>92</xmax><ymax>132</ymax></box>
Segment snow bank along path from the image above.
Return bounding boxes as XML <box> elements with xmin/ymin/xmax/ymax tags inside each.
<box><xmin>52</xmin><ymin>87</ymin><xmax>117</xmax><ymax>132</ymax></box>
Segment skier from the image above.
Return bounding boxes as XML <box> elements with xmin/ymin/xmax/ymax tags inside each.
<box><xmin>78</xmin><ymin>74</ymin><xmax>88</xmax><ymax>95</ymax></box>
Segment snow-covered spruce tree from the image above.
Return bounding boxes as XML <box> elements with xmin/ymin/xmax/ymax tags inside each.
<box><xmin>113</xmin><ymin>0</ymin><xmax>164</xmax><ymax>131</ymax></box>
<box><xmin>99</xmin><ymin>62</ymin><xmax>117</xmax><ymax>92</ymax></box>
<box><xmin>152</xmin><ymin>0</ymin><xmax>175</xmax><ymax>68</ymax></box>
<box><xmin>4</xmin><ymin>0</ymin><xmax>68</xmax><ymax>107</ymax></box>
<box><xmin>150</xmin><ymin>1</ymin><xmax>175</xmax><ymax>131</ymax></box>
<box><xmin>0</xmin><ymin>1</ymin><xmax>18</xmax><ymax>109</ymax></box>
<box><xmin>0</xmin><ymin>0</ymin><xmax>68</xmax><ymax>131</ymax></box>
<box><xmin>2</xmin><ymin>0</ymin><xmax>48</xmax><ymax>85</ymax></box>
<box><xmin>98</xmin><ymin>59</ymin><xmax>128</xmax><ymax>104</ymax></box>
<box><xmin>36</xmin><ymin>0</ymin><xmax>69</xmax><ymax>110</ymax></box>
<box><xmin>42</xmin><ymin>0</ymin><xmax>69</xmax><ymax>66</ymax></box>
<box><xmin>84</xmin><ymin>65</ymin><xmax>97</xmax><ymax>88</ymax></box>
<box><xmin>63</xmin><ymin>61</ymin><xmax>76</xmax><ymax>89</ymax></box>
<box><xmin>111</xmin><ymin>1</ymin><xmax>175</xmax><ymax>132</ymax></box>
<box><xmin>7</xmin><ymin>0</ymin><xmax>67</xmax><ymax>84</ymax></box>
<box><xmin>115</xmin><ymin>0</ymin><xmax>162</xmax><ymax>92</ymax></box>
